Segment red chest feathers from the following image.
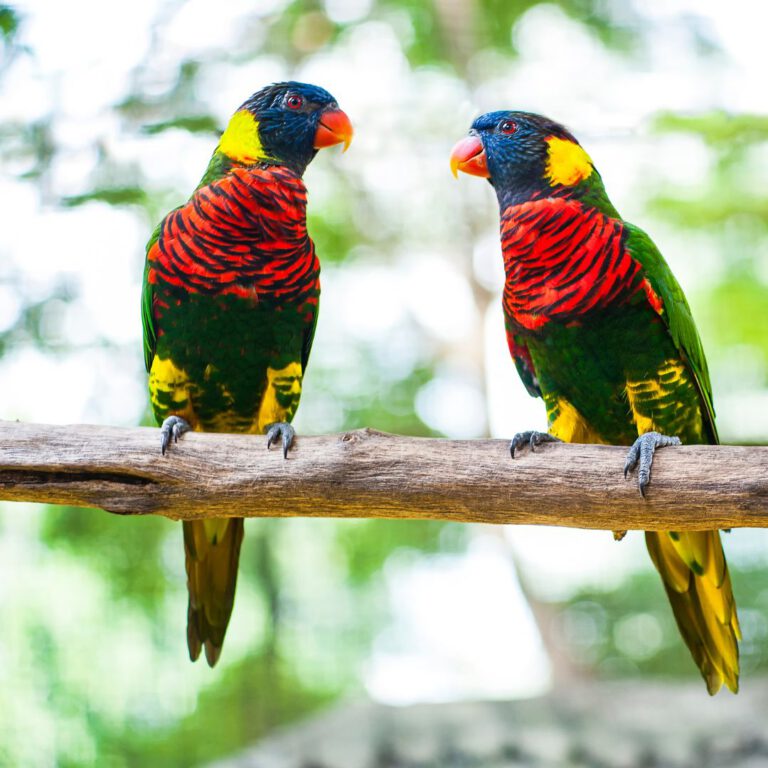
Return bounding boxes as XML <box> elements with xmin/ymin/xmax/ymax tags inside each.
<box><xmin>501</xmin><ymin>198</ymin><xmax>644</xmax><ymax>331</ymax></box>
<box><xmin>147</xmin><ymin>165</ymin><xmax>319</xmax><ymax>301</ymax></box>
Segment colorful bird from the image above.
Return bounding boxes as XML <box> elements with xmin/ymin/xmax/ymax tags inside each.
<box><xmin>450</xmin><ymin>111</ymin><xmax>740</xmax><ymax>694</ymax></box>
<box><xmin>141</xmin><ymin>82</ymin><xmax>352</xmax><ymax>666</ymax></box>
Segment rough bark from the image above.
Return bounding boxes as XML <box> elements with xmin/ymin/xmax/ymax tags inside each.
<box><xmin>0</xmin><ymin>420</ymin><xmax>766</xmax><ymax>530</ymax></box>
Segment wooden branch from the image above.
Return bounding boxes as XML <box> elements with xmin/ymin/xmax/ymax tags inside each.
<box><xmin>0</xmin><ymin>420</ymin><xmax>766</xmax><ymax>530</ymax></box>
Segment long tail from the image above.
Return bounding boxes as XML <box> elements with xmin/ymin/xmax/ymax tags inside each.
<box><xmin>646</xmin><ymin>530</ymin><xmax>740</xmax><ymax>694</ymax></box>
<box><xmin>183</xmin><ymin>518</ymin><xmax>245</xmax><ymax>667</ymax></box>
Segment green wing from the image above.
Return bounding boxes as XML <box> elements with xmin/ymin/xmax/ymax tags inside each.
<box><xmin>624</xmin><ymin>223</ymin><xmax>718</xmax><ymax>442</ymax></box>
<box><xmin>141</xmin><ymin>221</ymin><xmax>163</xmax><ymax>374</ymax></box>
<box><xmin>509</xmin><ymin>331</ymin><xmax>541</xmax><ymax>398</ymax></box>
<box><xmin>301</xmin><ymin>301</ymin><xmax>319</xmax><ymax>375</ymax></box>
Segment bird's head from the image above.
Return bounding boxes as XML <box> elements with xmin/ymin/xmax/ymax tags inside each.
<box><xmin>217</xmin><ymin>81</ymin><xmax>353</xmax><ymax>176</ymax></box>
<box><xmin>450</xmin><ymin>111</ymin><xmax>595</xmax><ymax>205</ymax></box>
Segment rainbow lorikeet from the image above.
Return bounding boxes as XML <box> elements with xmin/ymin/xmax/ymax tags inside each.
<box><xmin>141</xmin><ymin>82</ymin><xmax>352</xmax><ymax>666</ymax></box>
<box><xmin>450</xmin><ymin>112</ymin><xmax>740</xmax><ymax>694</ymax></box>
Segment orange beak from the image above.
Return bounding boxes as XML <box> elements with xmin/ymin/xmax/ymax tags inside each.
<box><xmin>314</xmin><ymin>108</ymin><xmax>353</xmax><ymax>152</ymax></box>
<box><xmin>449</xmin><ymin>135</ymin><xmax>489</xmax><ymax>178</ymax></box>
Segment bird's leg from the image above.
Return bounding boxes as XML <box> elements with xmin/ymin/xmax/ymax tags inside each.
<box><xmin>509</xmin><ymin>430</ymin><xmax>562</xmax><ymax>459</ymax></box>
<box><xmin>160</xmin><ymin>415</ymin><xmax>191</xmax><ymax>455</ymax></box>
<box><xmin>623</xmin><ymin>431</ymin><xmax>681</xmax><ymax>497</ymax></box>
<box><xmin>266</xmin><ymin>422</ymin><xmax>295</xmax><ymax>460</ymax></box>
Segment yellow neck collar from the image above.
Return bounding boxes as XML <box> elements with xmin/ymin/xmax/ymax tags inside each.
<box><xmin>545</xmin><ymin>136</ymin><xmax>593</xmax><ymax>187</ymax></box>
<box><xmin>218</xmin><ymin>110</ymin><xmax>270</xmax><ymax>165</ymax></box>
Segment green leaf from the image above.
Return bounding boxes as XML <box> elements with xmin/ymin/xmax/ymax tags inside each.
<box><xmin>142</xmin><ymin>115</ymin><xmax>221</xmax><ymax>136</ymax></box>
<box><xmin>62</xmin><ymin>187</ymin><xmax>149</xmax><ymax>208</ymax></box>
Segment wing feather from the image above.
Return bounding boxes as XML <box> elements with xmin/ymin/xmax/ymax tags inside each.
<box><xmin>624</xmin><ymin>224</ymin><xmax>718</xmax><ymax>442</ymax></box>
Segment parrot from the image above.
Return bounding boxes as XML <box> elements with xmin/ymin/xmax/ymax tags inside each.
<box><xmin>141</xmin><ymin>82</ymin><xmax>353</xmax><ymax>666</ymax></box>
<box><xmin>450</xmin><ymin>111</ymin><xmax>740</xmax><ymax>694</ymax></box>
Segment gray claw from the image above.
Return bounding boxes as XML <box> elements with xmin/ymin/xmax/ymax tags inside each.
<box><xmin>160</xmin><ymin>415</ymin><xmax>191</xmax><ymax>455</ymax></box>
<box><xmin>266</xmin><ymin>422</ymin><xmax>296</xmax><ymax>459</ymax></box>
<box><xmin>510</xmin><ymin>430</ymin><xmax>561</xmax><ymax>459</ymax></box>
<box><xmin>624</xmin><ymin>431</ymin><xmax>681</xmax><ymax>497</ymax></box>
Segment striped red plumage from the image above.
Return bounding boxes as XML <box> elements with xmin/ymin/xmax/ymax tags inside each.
<box><xmin>147</xmin><ymin>165</ymin><xmax>319</xmax><ymax>303</ymax></box>
<box><xmin>501</xmin><ymin>197</ymin><xmax>645</xmax><ymax>331</ymax></box>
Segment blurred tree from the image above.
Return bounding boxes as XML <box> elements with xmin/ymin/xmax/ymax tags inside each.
<box><xmin>650</xmin><ymin>112</ymin><xmax>768</xmax><ymax>411</ymax></box>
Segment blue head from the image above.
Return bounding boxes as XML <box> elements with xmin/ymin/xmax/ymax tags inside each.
<box><xmin>450</xmin><ymin>111</ymin><xmax>595</xmax><ymax>206</ymax></box>
<box><xmin>218</xmin><ymin>81</ymin><xmax>353</xmax><ymax>176</ymax></box>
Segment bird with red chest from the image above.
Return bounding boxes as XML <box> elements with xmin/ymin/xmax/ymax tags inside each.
<box><xmin>142</xmin><ymin>82</ymin><xmax>352</xmax><ymax>666</ymax></box>
<box><xmin>451</xmin><ymin>110</ymin><xmax>740</xmax><ymax>695</ymax></box>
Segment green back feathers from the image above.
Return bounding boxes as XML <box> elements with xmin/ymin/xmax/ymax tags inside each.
<box><xmin>624</xmin><ymin>224</ymin><xmax>718</xmax><ymax>442</ymax></box>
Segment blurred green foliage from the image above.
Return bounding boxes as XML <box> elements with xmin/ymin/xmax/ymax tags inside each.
<box><xmin>561</xmin><ymin>563</ymin><xmax>768</xmax><ymax>683</ymax></box>
<box><xmin>2</xmin><ymin>1</ymin><xmax>768</xmax><ymax>766</ymax></box>
<box><xmin>0</xmin><ymin>4</ymin><xmax>18</xmax><ymax>42</ymax></box>
<box><xmin>649</xmin><ymin>111</ymin><xmax>768</xmax><ymax>391</ymax></box>
<box><xmin>101</xmin><ymin>652</ymin><xmax>336</xmax><ymax>767</ymax></box>
<box><xmin>655</xmin><ymin>111</ymin><xmax>768</xmax><ymax>148</ymax></box>
<box><xmin>62</xmin><ymin>187</ymin><xmax>150</xmax><ymax>208</ymax></box>
<box><xmin>142</xmin><ymin>116</ymin><xmax>221</xmax><ymax>136</ymax></box>
<box><xmin>42</xmin><ymin>507</ymin><xmax>171</xmax><ymax>616</ymax></box>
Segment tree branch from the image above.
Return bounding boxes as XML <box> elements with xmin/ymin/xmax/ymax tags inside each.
<box><xmin>0</xmin><ymin>420</ymin><xmax>766</xmax><ymax>530</ymax></box>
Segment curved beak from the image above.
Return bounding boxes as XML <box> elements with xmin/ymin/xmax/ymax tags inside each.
<box><xmin>449</xmin><ymin>135</ymin><xmax>489</xmax><ymax>178</ymax></box>
<box><xmin>314</xmin><ymin>108</ymin><xmax>354</xmax><ymax>152</ymax></box>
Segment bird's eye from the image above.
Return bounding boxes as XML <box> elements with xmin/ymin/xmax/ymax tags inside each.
<box><xmin>499</xmin><ymin>120</ymin><xmax>517</xmax><ymax>135</ymax></box>
<box><xmin>286</xmin><ymin>94</ymin><xmax>304</xmax><ymax>110</ymax></box>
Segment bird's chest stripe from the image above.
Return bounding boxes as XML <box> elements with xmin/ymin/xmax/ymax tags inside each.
<box><xmin>501</xmin><ymin>199</ymin><xmax>644</xmax><ymax>331</ymax></box>
<box><xmin>148</xmin><ymin>166</ymin><xmax>320</xmax><ymax>302</ymax></box>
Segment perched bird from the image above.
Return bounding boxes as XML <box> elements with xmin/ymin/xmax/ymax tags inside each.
<box><xmin>450</xmin><ymin>112</ymin><xmax>740</xmax><ymax>694</ymax></box>
<box><xmin>141</xmin><ymin>82</ymin><xmax>352</xmax><ymax>666</ymax></box>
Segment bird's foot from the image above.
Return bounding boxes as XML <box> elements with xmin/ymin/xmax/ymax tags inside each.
<box><xmin>266</xmin><ymin>422</ymin><xmax>295</xmax><ymax>459</ymax></box>
<box><xmin>509</xmin><ymin>430</ymin><xmax>562</xmax><ymax>459</ymax></box>
<box><xmin>160</xmin><ymin>415</ymin><xmax>191</xmax><ymax>455</ymax></box>
<box><xmin>623</xmin><ymin>431</ymin><xmax>681</xmax><ymax>497</ymax></box>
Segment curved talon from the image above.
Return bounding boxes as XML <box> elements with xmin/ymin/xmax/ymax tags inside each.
<box><xmin>160</xmin><ymin>415</ymin><xmax>191</xmax><ymax>455</ymax></box>
<box><xmin>509</xmin><ymin>430</ymin><xmax>561</xmax><ymax>459</ymax></box>
<box><xmin>266</xmin><ymin>422</ymin><xmax>296</xmax><ymax>460</ymax></box>
<box><xmin>624</xmin><ymin>431</ymin><xmax>681</xmax><ymax>497</ymax></box>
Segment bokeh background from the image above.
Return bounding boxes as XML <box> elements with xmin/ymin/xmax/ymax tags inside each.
<box><xmin>2</xmin><ymin>0</ymin><xmax>768</xmax><ymax>765</ymax></box>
